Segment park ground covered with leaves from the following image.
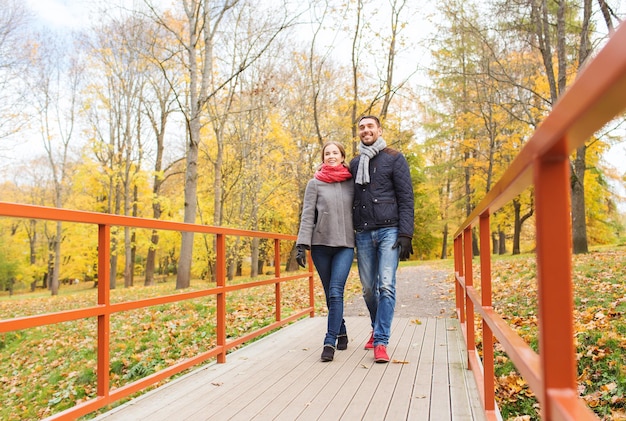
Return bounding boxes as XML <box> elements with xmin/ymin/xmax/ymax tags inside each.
<box><xmin>483</xmin><ymin>246</ymin><xmax>626</xmax><ymax>420</ymax></box>
<box><xmin>0</xmin><ymin>247</ymin><xmax>624</xmax><ymax>420</ymax></box>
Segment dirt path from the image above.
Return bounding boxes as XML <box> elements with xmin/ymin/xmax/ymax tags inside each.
<box><xmin>342</xmin><ymin>264</ymin><xmax>457</xmax><ymax>319</ymax></box>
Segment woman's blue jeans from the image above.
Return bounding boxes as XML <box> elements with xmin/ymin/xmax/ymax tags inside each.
<box><xmin>311</xmin><ymin>245</ymin><xmax>354</xmax><ymax>347</ymax></box>
<box><xmin>355</xmin><ymin>227</ymin><xmax>399</xmax><ymax>346</ymax></box>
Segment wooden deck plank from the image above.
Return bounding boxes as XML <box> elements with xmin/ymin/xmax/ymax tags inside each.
<box><xmin>314</xmin><ymin>320</ymin><xmax>380</xmax><ymax>419</ymax></box>
<box><xmin>301</xmin><ymin>318</ymin><xmax>409</xmax><ymax>421</ymax></box>
<box><xmin>385</xmin><ymin>317</ymin><xmax>427</xmax><ymax>419</ymax></box>
<box><xmin>93</xmin><ymin>316</ymin><xmax>485</xmax><ymax>421</ymax></box>
<box><xmin>430</xmin><ymin>318</ymin><xmax>453</xmax><ymax>421</ymax></box>
<box><xmin>407</xmin><ymin>317</ymin><xmax>437</xmax><ymax>420</ymax></box>
<box><xmin>447</xmin><ymin>319</ymin><xmax>488</xmax><ymax>420</ymax></box>
<box><xmin>272</xmin><ymin>318</ymin><xmax>374</xmax><ymax>420</ymax></box>
<box><xmin>284</xmin><ymin>318</ymin><xmax>373</xmax><ymax>420</ymax></box>
<box><xmin>360</xmin><ymin>318</ymin><xmax>415</xmax><ymax>420</ymax></box>
<box><xmin>334</xmin><ymin>319</ymin><xmax>398</xmax><ymax>420</ymax></box>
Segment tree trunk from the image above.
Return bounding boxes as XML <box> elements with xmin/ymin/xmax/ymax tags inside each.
<box><xmin>571</xmin><ymin>0</ymin><xmax>592</xmax><ymax>254</ymax></box>
<box><xmin>498</xmin><ymin>230</ymin><xmax>506</xmax><ymax>255</ymax></box>
<box><xmin>571</xmin><ymin>146</ymin><xmax>588</xmax><ymax>253</ymax></box>
<box><xmin>110</xmin><ymin>250</ymin><xmax>118</xmax><ymax>290</ymax></box>
<box><xmin>250</xmin><ymin>237</ymin><xmax>260</xmax><ymax>277</ymax></box>
<box><xmin>350</xmin><ymin>0</ymin><xmax>363</xmax><ymax>156</ymax></box>
<box><xmin>440</xmin><ymin>223</ymin><xmax>448</xmax><ymax>260</ymax></box>
<box><xmin>145</xmin><ymin>231</ymin><xmax>159</xmax><ymax>286</ymax></box>
<box><xmin>176</xmin><ymin>127</ymin><xmax>199</xmax><ymax>289</ymax></box>
<box><xmin>50</xmin><ymin>223</ymin><xmax>61</xmax><ymax>295</ymax></box>
<box><xmin>124</xmin><ymin>225</ymin><xmax>133</xmax><ymax>288</ymax></box>
<box><xmin>472</xmin><ymin>229</ymin><xmax>480</xmax><ymax>257</ymax></box>
<box><xmin>513</xmin><ymin>200</ymin><xmax>522</xmax><ymax>255</ymax></box>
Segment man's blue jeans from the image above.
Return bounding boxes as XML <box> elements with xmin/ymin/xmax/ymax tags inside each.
<box><xmin>311</xmin><ymin>245</ymin><xmax>354</xmax><ymax>347</ymax></box>
<box><xmin>355</xmin><ymin>227</ymin><xmax>399</xmax><ymax>346</ymax></box>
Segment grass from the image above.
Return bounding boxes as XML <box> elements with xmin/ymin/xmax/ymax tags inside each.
<box><xmin>472</xmin><ymin>246</ymin><xmax>626</xmax><ymax>420</ymax></box>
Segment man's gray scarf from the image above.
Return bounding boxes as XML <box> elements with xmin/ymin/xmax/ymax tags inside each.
<box><xmin>355</xmin><ymin>137</ymin><xmax>387</xmax><ymax>185</ymax></box>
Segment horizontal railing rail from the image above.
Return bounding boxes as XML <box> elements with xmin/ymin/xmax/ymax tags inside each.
<box><xmin>0</xmin><ymin>202</ymin><xmax>315</xmax><ymax>420</ymax></box>
<box><xmin>453</xmin><ymin>22</ymin><xmax>626</xmax><ymax>421</ymax></box>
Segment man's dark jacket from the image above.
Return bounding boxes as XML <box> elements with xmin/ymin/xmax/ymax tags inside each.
<box><xmin>349</xmin><ymin>147</ymin><xmax>414</xmax><ymax>239</ymax></box>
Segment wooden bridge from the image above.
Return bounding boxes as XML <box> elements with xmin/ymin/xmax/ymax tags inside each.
<box><xmin>92</xmin><ymin>316</ymin><xmax>485</xmax><ymax>421</ymax></box>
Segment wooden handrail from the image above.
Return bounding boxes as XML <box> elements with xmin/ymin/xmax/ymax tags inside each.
<box><xmin>453</xmin><ymin>22</ymin><xmax>626</xmax><ymax>421</ymax></box>
<box><xmin>0</xmin><ymin>202</ymin><xmax>315</xmax><ymax>420</ymax></box>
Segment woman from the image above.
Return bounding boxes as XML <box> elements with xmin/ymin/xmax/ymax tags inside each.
<box><xmin>296</xmin><ymin>141</ymin><xmax>355</xmax><ymax>362</ymax></box>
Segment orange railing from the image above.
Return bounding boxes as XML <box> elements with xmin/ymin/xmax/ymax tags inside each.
<box><xmin>453</xmin><ymin>22</ymin><xmax>626</xmax><ymax>421</ymax></box>
<box><xmin>0</xmin><ymin>202</ymin><xmax>315</xmax><ymax>420</ymax></box>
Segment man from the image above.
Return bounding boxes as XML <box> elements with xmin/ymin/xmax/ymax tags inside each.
<box><xmin>350</xmin><ymin>115</ymin><xmax>414</xmax><ymax>363</ymax></box>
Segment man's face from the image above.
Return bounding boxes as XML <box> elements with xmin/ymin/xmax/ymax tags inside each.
<box><xmin>358</xmin><ymin>118</ymin><xmax>382</xmax><ymax>146</ymax></box>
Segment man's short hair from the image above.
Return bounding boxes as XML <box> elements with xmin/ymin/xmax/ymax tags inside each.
<box><xmin>358</xmin><ymin>115</ymin><xmax>380</xmax><ymax>127</ymax></box>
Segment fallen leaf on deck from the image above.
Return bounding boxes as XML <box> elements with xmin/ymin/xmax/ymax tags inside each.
<box><xmin>211</xmin><ymin>382</ymin><xmax>223</xmax><ymax>386</ymax></box>
<box><xmin>392</xmin><ymin>359</ymin><xmax>409</xmax><ymax>364</ymax></box>
<box><xmin>411</xmin><ymin>318</ymin><xmax>422</xmax><ymax>325</ymax></box>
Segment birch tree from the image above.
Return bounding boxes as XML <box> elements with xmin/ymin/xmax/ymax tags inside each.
<box><xmin>29</xmin><ymin>32</ymin><xmax>83</xmax><ymax>295</ymax></box>
<box><xmin>85</xmin><ymin>17</ymin><xmax>147</xmax><ymax>288</ymax></box>
<box><xmin>145</xmin><ymin>0</ymin><xmax>294</xmax><ymax>289</ymax></box>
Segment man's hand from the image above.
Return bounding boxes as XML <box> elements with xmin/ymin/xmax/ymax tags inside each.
<box><xmin>392</xmin><ymin>236</ymin><xmax>413</xmax><ymax>260</ymax></box>
<box><xmin>296</xmin><ymin>245</ymin><xmax>307</xmax><ymax>268</ymax></box>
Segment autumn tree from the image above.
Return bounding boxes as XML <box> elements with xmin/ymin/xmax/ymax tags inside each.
<box><xmin>489</xmin><ymin>0</ymin><xmax>623</xmax><ymax>253</ymax></box>
<box><xmin>424</xmin><ymin>0</ymin><xmax>539</xmax><ymax>257</ymax></box>
<box><xmin>144</xmin><ymin>0</ymin><xmax>295</xmax><ymax>289</ymax></box>
<box><xmin>139</xmin><ymin>20</ymin><xmax>181</xmax><ymax>286</ymax></box>
<box><xmin>344</xmin><ymin>0</ymin><xmax>415</xmax><ymax>154</ymax></box>
<box><xmin>27</xmin><ymin>31</ymin><xmax>84</xmax><ymax>295</ymax></box>
<box><xmin>83</xmin><ymin>16</ymin><xmax>149</xmax><ymax>289</ymax></box>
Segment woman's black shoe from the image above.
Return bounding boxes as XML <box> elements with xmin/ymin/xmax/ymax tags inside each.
<box><xmin>321</xmin><ymin>345</ymin><xmax>335</xmax><ymax>362</ymax></box>
<box><xmin>337</xmin><ymin>335</ymin><xmax>348</xmax><ymax>350</ymax></box>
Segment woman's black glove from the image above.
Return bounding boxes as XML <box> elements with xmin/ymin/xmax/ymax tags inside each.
<box><xmin>296</xmin><ymin>244</ymin><xmax>307</xmax><ymax>268</ymax></box>
<box><xmin>392</xmin><ymin>236</ymin><xmax>413</xmax><ymax>260</ymax></box>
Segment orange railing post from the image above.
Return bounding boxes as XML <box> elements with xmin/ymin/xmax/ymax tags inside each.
<box><xmin>534</xmin><ymin>150</ymin><xmax>577</xmax><ymax>419</ymax></box>
<box><xmin>274</xmin><ymin>238</ymin><xmax>282</xmax><ymax>322</ymax></box>
<box><xmin>97</xmin><ymin>224</ymin><xmax>111</xmax><ymax>398</ymax></box>
<box><xmin>463</xmin><ymin>227</ymin><xmax>475</xmax><ymax>368</ymax></box>
<box><xmin>216</xmin><ymin>233</ymin><xmax>227</xmax><ymax>364</ymax></box>
<box><xmin>455</xmin><ymin>236</ymin><xmax>465</xmax><ymax>324</ymax></box>
<box><xmin>479</xmin><ymin>213</ymin><xmax>495</xmax><ymax>413</ymax></box>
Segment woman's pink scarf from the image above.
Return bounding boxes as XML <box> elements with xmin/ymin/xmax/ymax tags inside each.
<box><xmin>314</xmin><ymin>164</ymin><xmax>352</xmax><ymax>183</ymax></box>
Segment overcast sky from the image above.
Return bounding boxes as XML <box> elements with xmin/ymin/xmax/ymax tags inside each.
<box><xmin>25</xmin><ymin>0</ymin><xmax>94</xmax><ymax>29</ymax></box>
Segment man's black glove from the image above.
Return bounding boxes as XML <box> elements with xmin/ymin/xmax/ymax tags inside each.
<box><xmin>392</xmin><ymin>236</ymin><xmax>413</xmax><ymax>260</ymax></box>
<box><xmin>296</xmin><ymin>244</ymin><xmax>308</xmax><ymax>268</ymax></box>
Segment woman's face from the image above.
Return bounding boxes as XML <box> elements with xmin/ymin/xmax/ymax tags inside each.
<box><xmin>323</xmin><ymin>144</ymin><xmax>344</xmax><ymax>166</ymax></box>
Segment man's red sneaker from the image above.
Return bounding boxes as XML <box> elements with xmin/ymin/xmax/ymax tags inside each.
<box><xmin>374</xmin><ymin>345</ymin><xmax>389</xmax><ymax>363</ymax></box>
<box><xmin>364</xmin><ymin>332</ymin><xmax>374</xmax><ymax>349</ymax></box>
